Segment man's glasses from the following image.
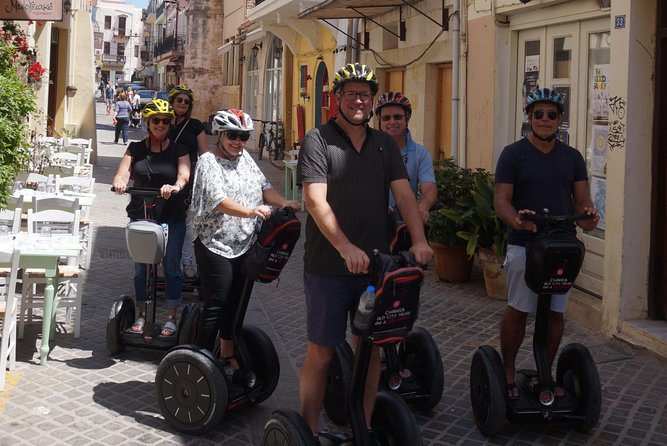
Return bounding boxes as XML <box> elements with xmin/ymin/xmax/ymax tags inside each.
<box><xmin>341</xmin><ymin>91</ymin><xmax>372</xmax><ymax>102</ymax></box>
<box><xmin>150</xmin><ymin>117</ymin><xmax>172</xmax><ymax>125</ymax></box>
<box><xmin>226</xmin><ymin>131</ymin><xmax>251</xmax><ymax>141</ymax></box>
<box><xmin>175</xmin><ymin>97</ymin><xmax>191</xmax><ymax>105</ymax></box>
<box><xmin>533</xmin><ymin>110</ymin><xmax>559</xmax><ymax>120</ymax></box>
<box><xmin>381</xmin><ymin>114</ymin><xmax>406</xmax><ymax>122</ymax></box>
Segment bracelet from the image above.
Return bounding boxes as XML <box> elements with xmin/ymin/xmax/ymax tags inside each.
<box><xmin>173</xmin><ymin>184</ymin><xmax>181</xmax><ymax>190</ymax></box>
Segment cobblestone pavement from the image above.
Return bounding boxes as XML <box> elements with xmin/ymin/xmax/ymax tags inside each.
<box><xmin>1</xmin><ymin>100</ymin><xmax>666</xmax><ymax>446</ymax></box>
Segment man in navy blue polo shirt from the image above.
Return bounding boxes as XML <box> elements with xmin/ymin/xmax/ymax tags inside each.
<box><xmin>297</xmin><ymin>63</ymin><xmax>433</xmax><ymax>441</ymax></box>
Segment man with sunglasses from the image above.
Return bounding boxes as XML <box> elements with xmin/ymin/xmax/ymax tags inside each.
<box><xmin>494</xmin><ymin>87</ymin><xmax>599</xmax><ymax>401</ymax></box>
<box><xmin>375</xmin><ymin>92</ymin><xmax>437</xmax><ymax>226</ymax></box>
<box><xmin>297</xmin><ymin>63</ymin><xmax>433</xmax><ymax>442</ymax></box>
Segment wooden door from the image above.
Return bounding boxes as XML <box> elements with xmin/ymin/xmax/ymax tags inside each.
<box><xmin>436</xmin><ymin>64</ymin><xmax>452</xmax><ymax>159</ymax></box>
<box><xmin>385</xmin><ymin>69</ymin><xmax>404</xmax><ymax>93</ymax></box>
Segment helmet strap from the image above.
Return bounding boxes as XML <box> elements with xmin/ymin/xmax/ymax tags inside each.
<box><xmin>338</xmin><ymin>105</ymin><xmax>372</xmax><ymax>127</ymax></box>
<box><xmin>530</xmin><ymin>123</ymin><xmax>558</xmax><ymax>142</ymax></box>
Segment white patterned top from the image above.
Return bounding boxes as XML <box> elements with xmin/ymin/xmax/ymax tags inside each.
<box><xmin>190</xmin><ymin>150</ymin><xmax>272</xmax><ymax>258</ymax></box>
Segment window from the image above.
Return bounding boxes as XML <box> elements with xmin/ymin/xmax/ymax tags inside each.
<box><xmin>104</xmin><ymin>41</ymin><xmax>110</xmax><ymax>55</ymax></box>
<box><xmin>263</xmin><ymin>37</ymin><xmax>283</xmax><ymax>121</ymax></box>
<box><xmin>118</xmin><ymin>16</ymin><xmax>127</xmax><ymax>35</ymax></box>
<box><xmin>134</xmin><ymin>45</ymin><xmax>139</xmax><ymax>58</ymax></box>
<box><xmin>104</xmin><ymin>16</ymin><xmax>111</xmax><ymax>30</ymax></box>
<box><xmin>117</xmin><ymin>43</ymin><xmax>125</xmax><ymax>56</ymax></box>
<box><xmin>244</xmin><ymin>44</ymin><xmax>260</xmax><ymax>118</ymax></box>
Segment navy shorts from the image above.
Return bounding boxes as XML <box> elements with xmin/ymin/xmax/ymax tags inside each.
<box><xmin>303</xmin><ymin>272</ymin><xmax>370</xmax><ymax>346</ymax></box>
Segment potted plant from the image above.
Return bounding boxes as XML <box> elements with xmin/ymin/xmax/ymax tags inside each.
<box><xmin>455</xmin><ymin>169</ymin><xmax>509</xmax><ymax>299</ymax></box>
<box><xmin>428</xmin><ymin>157</ymin><xmax>476</xmax><ymax>282</ymax></box>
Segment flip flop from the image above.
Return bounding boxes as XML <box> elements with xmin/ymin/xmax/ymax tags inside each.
<box><xmin>160</xmin><ymin>320</ymin><xmax>177</xmax><ymax>337</ymax></box>
<box><xmin>131</xmin><ymin>317</ymin><xmax>145</xmax><ymax>333</ymax></box>
<box><xmin>506</xmin><ymin>382</ymin><xmax>520</xmax><ymax>400</ymax></box>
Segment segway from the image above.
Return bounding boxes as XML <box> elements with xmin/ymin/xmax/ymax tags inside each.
<box><xmin>262</xmin><ymin>250</ymin><xmax>425</xmax><ymax>446</ymax></box>
<box><xmin>106</xmin><ymin>186</ymin><xmax>200</xmax><ymax>354</ymax></box>
<box><xmin>323</xmin><ymin>216</ymin><xmax>445</xmax><ymax>424</ymax></box>
<box><xmin>470</xmin><ymin>211</ymin><xmax>601</xmax><ymax>435</ymax></box>
<box><xmin>154</xmin><ymin>206</ymin><xmax>301</xmax><ymax>434</ymax></box>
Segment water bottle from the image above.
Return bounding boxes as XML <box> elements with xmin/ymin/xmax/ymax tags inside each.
<box><xmin>354</xmin><ymin>285</ymin><xmax>377</xmax><ymax>333</ymax></box>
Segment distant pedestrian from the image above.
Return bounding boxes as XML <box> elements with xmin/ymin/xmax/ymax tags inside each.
<box><xmin>105</xmin><ymin>83</ymin><xmax>114</xmax><ymax>115</ymax></box>
<box><xmin>113</xmin><ymin>91</ymin><xmax>132</xmax><ymax>144</ymax></box>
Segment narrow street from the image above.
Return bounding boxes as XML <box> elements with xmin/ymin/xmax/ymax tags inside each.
<box><xmin>0</xmin><ymin>98</ymin><xmax>665</xmax><ymax>446</ymax></box>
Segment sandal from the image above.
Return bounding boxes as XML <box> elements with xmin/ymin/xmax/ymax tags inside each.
<box><xmin>506</xmin><ymin>382</ymin><xmax>520</xmax><ymax>400</ymax></box>
<box><xmin>131</xmin><ymin>317</ymin><xmax>145</xmax><ymax>333</ymax></box>
<box><xmin>161</xmin><ymin>320</ymin><xmax>177</xmax><ymax>337</ymax></box>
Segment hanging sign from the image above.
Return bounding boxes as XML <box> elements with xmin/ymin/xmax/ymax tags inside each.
<box><xmin>2</xmin><ymin>0</ymin><xmax>64</xmax><ymax>22</ymax></box>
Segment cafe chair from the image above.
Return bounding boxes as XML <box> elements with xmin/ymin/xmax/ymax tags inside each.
<box><xmin>20</xmin><ymin>209</ymin><xmax>83</xmax><ymax>339</ymax></box>
<box><xmin>63</xmin><ymin>138</ymin><xmax>92</xmax><ymax>165</ymax></box>
<box><xmin>54</xmin><ymin>175</ymin><xmax>95</xmax><ymax>195</ymax></box>
<box><xmin>0</xmin><ymin>208</ymin><xmax>21</xmax><ymax>234</ymax></box>
<box><xmin>0</xmin><ymin>246</ymin><xmax>20</xmax><ymax>392</ymax></box>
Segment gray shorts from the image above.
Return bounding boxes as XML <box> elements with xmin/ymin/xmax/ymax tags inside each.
<box><xmin>303</xmin><ymin>272</ymin><xmax>370</xmax><ymax>346</ymax></box>
<box><xmin>505</xmin><ymin>244</ymin><xmax>569</xmax><ymax>314</ymax></box>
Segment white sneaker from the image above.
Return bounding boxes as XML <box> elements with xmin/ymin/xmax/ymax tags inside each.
<box><xmin>183</xmin><ymin>263</ymin><xmax>196</xmax><ymax>279</ymax></box>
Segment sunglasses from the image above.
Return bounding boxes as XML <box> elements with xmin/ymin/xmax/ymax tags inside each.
<box><xmin>150</xmin><ymin>117</ymin><xmax>172</xmax><ymax>125</ymax></box>
<box><xmin>226</xmin><ymin>131</ymin><xmax>251</xmax><ymax>141</ymax></box>
<box><xmin>381</xmin><ymin>114</ymin><xmax>406</xmax><ymax>122</ymax></box>
<box><xmin>175</xmin><ymin>97</ymin><xmax>191</xmax><ymax>105</ymax></box>
<box><xmin>533</xmin><ymin>110</ymin><xmax>559</xmax><ymax>120</ymax></box>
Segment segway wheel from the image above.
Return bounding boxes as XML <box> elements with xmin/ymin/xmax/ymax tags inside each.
<box><xmin>556</xmin><ymin>343</ymin><xmax>601</xmax><ymax>433</ymax></box>
<box><xmin>106</xmin><ymin>295</ymin><xmax>135</xmax><ymax>355</ymax></box>
<box><xmin>323</xmin><ymin>341</ymin><xmax>354</xmax><ymax>425</ymax></box>
<box><xmin>262</xmin><ymin>409</ymin><xmax>318</xmax><ymax>446</ymax></box>
<box><xmin>470</xmin><ymin>345</ymin><xmax>506</xmax><ymax>435</ymax></box>
<box><xmin>371</xmin><ymin>390</ymin><xmax>423</xmax><ymax>446</ymax></box>
<box><xmin>399</xmin><ymin>326</ymin><xmax>445</xmax><ymax>411</ymax></box>
<box><xmin>242</xmin><ymin>325</ymin><xmax>281</xmax><ymax>405</ymax></box>
<box><xmin>156</xmin><ymin>347</ymin><xmax>228</xmax><ymax>434</ymax></box>
<box><xmin>177</xmin><ymin>304</ymin><xmax>201</xmax><ymax>345</ymax></box>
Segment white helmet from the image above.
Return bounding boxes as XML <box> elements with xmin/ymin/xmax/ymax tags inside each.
<box><xmin>212</xmin><ymin>109</ymin><xmax>254</xmax><ymax>134</ymax></box>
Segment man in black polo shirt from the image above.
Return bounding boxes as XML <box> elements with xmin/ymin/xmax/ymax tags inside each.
<box><xmin>297</xmin><ymin>63</ymin><xmax>433</xmax><ymax>440</ymax></box>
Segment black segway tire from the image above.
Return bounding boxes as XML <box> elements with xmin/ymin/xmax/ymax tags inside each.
<box><xmin>323</xmin><ymin>340</ymin><xmax>355</xmax><ymax>425</ymax></box>
<box><xmin>242</xmin><ymin>325</ymin><xmax>281</xmax><ymax>405</ymax></box>
<box><xmin>470</xmin><ymin>345</ymin><xmax>506</xmax><ymax>436</ymax></box>
<box><xmin>262</xmin><ymin>409</ymin><xmax>318</xmax><ymax>446</ymax></box>
<box><xmin>399</xmin><ymin>326</ymin><xmax>445</xmax><ymax>411</ymax></box>
<box><xmin>106</xmin><ymin>295</ymin><xmax>135</xmax><ymax>355</ymax></box>
<box><xmin>556</xmin><ymin>343</ymin><xmax>602</xmax><ymax>433</ymax></box>
<box><xmin>156</xmin><ymin>346</ymin><xmax>228</xmax><ymax>434</ymax></box>
<box><xmin>177</xmin><ymin>304</ymin><xmax>201</xmax><ymax>345</ymax></box>
<box><xmin>372</xmin><ymin>390</ymin><xmax>423</xmax><ymax>446</ymax></box>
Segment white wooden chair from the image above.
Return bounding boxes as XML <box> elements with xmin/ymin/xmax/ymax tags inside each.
<box><xmin>50</xmin><ymin>151</ymin><xmax>82</xmax><ymax>168</ymax></box>
<box><xmin>53</xmin><ymin>176</ymin><xmax>95</xmax><ymax>269</ymax></box>
<box><xmin>63</xmin><ymin>138</ymin><xmax>92</xmax><ymax>164</ymax></box>
<box><xmin>0</xmin><ymin>208</ymin><xmax>20</xmax><ymax>234</ymax></box>
<box><xmin>20</xmin><ymin>209</ymin><xmax>83</xmax><ymax>339</ymax></box>
<box><xmin>0</xmin><ymin>246</ymin><xmax>20</xmax><ymax>392</ymax></box>
<box><xmin>16</xmin><ymin>172</ymin><xmax>50</xmax><ymax>187</ymax></box>
<box><xmin>55</xmin><ymin>175</ymin><xmax>95</xmax><ymax>194</ymax></box>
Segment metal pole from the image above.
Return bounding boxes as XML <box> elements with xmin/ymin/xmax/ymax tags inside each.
<box><xmin>452</xmin><ymin>0</ymin><xmax>460</xmax><ymax>165</ymax></box>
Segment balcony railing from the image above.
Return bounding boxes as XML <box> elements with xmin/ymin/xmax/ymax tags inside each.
<box><xmin>102</xmin><ymin>54</ymin><xmax>126</xmax><ymax>64</ymax></box>
<box><xmin>114</xmin><ymin>27</ymin><xmax>128</xmax><ymax>37</ymax></box>
<box><xmin>154</xmin><ymin>34</ymin><xmax>184</xmax><ymax>57</ymax></box>
<box><xmin>156</xmin><ymin>1</ymin><xmax>166</xmax><ymax>19</ymax></box>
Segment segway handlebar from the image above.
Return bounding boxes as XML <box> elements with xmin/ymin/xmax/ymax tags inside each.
<box><xmin>521</xmin><ymin>212</ymin><xmax>594</xmax><ymax>223</ymax></box>
<box><xmin>111</xmin><ymin>186</ymin><xmax>178</xmax><ymax>196</ymax></box>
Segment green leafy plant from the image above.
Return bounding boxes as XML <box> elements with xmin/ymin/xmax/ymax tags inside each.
<box><xmin>0</xmin><ymin>21</ymin><xmax>37</xmax><ymax>208</ymax></box>
<box><xmin>428</xmin><ymin>157</ymin><xmax>476</xmax><ymax>247</ymax></box>
<box><xmin>455</xmin><ymin>170</ymin><xmax>508</xmax><ymax>261</ymax></box>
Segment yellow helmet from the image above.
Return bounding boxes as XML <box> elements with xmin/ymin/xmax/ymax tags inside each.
<box><xmin>168</xmin><ymin>85</ymin><xmax>194</xmax><ymax>103</ymax></box>
<box><xmin>142</xmin><ymin>99</ymin><xmax>175</xmax><ymax>120</ymax></box>
<box><xmin>332</xmin><ymin>63</ymin><xmax>379</xmax><ymax>95</ymax></box>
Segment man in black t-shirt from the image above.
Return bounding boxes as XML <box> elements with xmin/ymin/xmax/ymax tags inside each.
<box><xmin>297</xmin><ymin>63</ymin><xmax>432</xmax><ymax>440</ymax></box>
<box><xmin>494</xmin><ymin>87</ymin><xmax>599</xmax><ymax>400</ymax></box>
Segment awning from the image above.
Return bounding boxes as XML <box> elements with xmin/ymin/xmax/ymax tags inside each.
<box><xmin>298</xmin><ymin>0</ymin><xmax>407</xmax><ymax>20</ymax></box>
<box><xmin>218</xmin><ymin>29</ymin><xmax>266</xmax><ymax>55</ymax></box>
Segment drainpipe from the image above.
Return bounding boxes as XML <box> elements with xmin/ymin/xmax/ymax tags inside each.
<box><xmin>452</xmin><ymin>0</ymin><xmax>460</xmax><ymax>165</ymax></box>
<box><xmin>350</xmin><ymin>18</ymin><xmax>359</xmax><ymax>63</ymax></box>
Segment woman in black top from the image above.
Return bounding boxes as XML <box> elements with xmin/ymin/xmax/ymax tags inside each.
<box><xmin>167</xmin><ymin>85</ymin><xmax>208</xmax><ymax>279</ymax></box>
<box><xmin>112</xmin><ymin>99</ymin><xmax>190</xmax><ymax>336</ymax></box>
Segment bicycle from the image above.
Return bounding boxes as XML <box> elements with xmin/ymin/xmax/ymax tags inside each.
<box><xmin>256</xmin><ymin>120</ymin><xmax>285</xmax><ymax>162</ymax></box>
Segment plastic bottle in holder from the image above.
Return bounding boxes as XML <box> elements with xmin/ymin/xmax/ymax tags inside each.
<box><xmin>354</xmin><ymin>285</ymin><xmax>377</xmax><ymax>332</ymax></box>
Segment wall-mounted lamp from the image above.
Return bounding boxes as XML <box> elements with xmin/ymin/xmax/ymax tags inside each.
<box><xmin>316</xmin><ymin>55</ymin><xmax>323</xmax><ymax>61</ymax></box>
<box><xmin>251</xmin><ymin>42</ymin><xmax>262</xmax><ymax>58</ymax></box>
<box><xmin>63</xmin><ymin>0</ymin><xmax>72</xmax><ymax>13</ymax></box>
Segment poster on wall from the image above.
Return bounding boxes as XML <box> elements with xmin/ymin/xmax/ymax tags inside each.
<box><xmin>590</xmin><ymin>124</ymin><xmax>608</xmax><ymax>176</ymax></box>
<box><xmin>554</xmin><ymin>86</ymin><xmax>571</xmax><ymax>128</ymax></box>
<box><xmin>590</xmin><ymin>177</ymin><xmax>606</xmax><ymax>230</ymax></box>
<box><xmin>592</xmin><ymin>64</ymin><xmax>610</xmax><ymax>121</ymax></box>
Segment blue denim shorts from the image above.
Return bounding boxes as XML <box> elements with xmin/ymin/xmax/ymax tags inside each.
<box><xmin>505</xmin><ymin>244</ymin><xmax>569</xmax><ymax>314</ymax></box>
<box><xmin>303</xmin><ymin>273</ymin><xmax>371</xmax><ymax>346</ymax></box>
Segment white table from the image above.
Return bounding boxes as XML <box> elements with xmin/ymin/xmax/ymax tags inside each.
<box><xmin>1</xmin><ymin>233</ymin><xmax>81</xmax><ymax>365</ymax></box>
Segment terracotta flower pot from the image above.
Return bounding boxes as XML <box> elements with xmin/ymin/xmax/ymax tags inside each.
<box><xmin>478</xmin><ymin>248</ymin><xmax>508</xmax><ymax>300</ymax></box>
<box><xmin>430</xmin><ymin>242</ymin><xmax>473</xmax><ymax>283</ymax></box>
